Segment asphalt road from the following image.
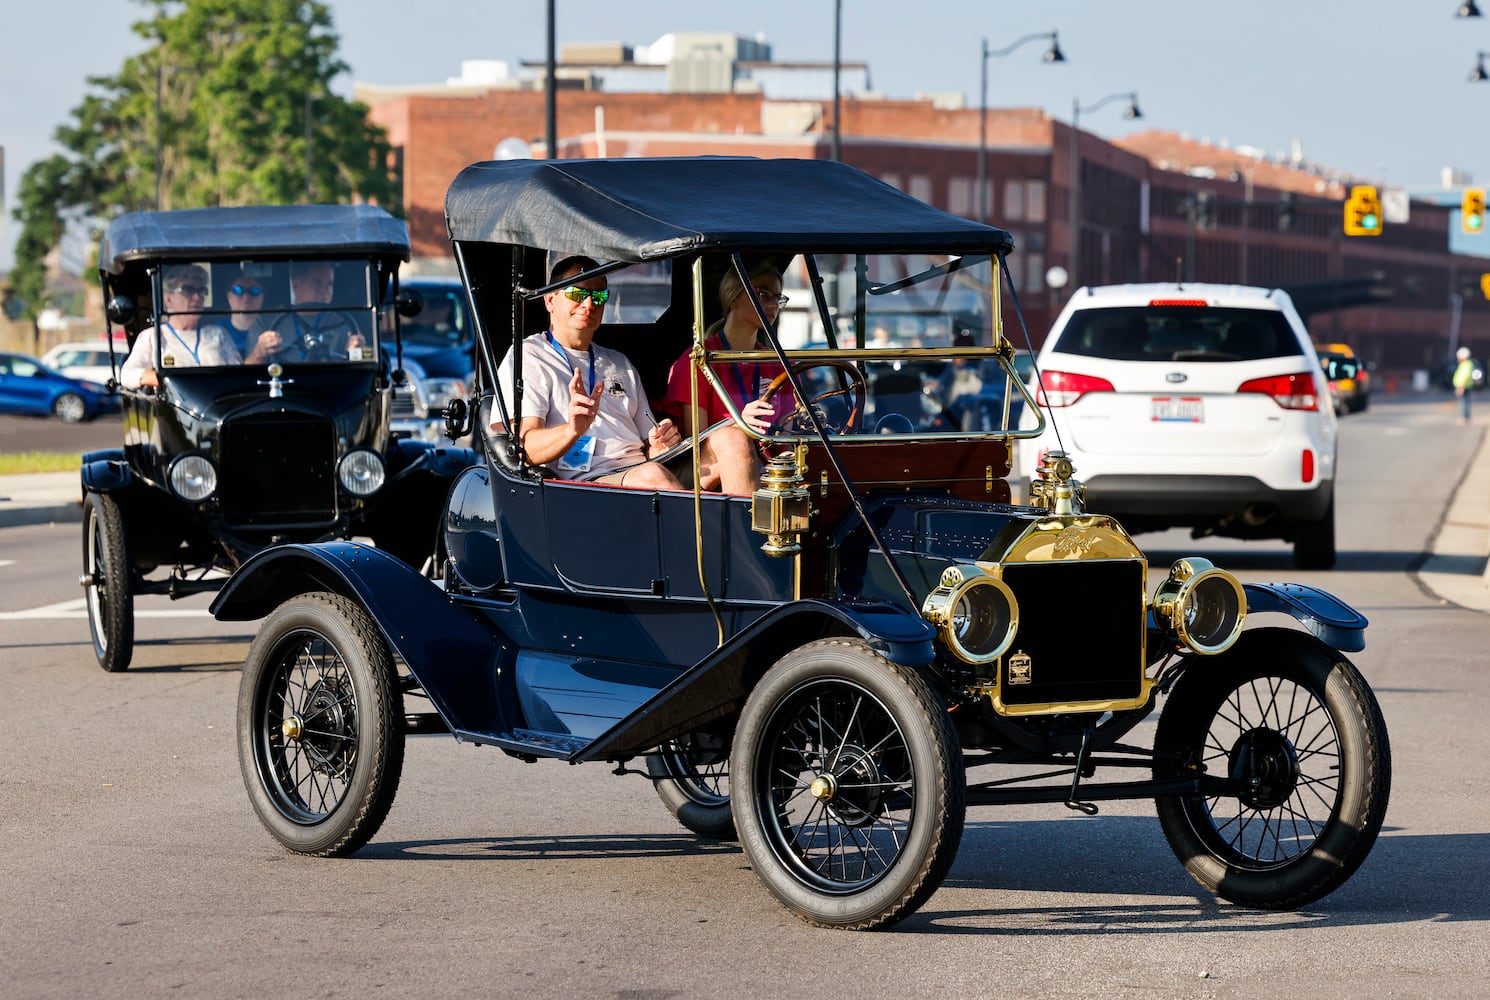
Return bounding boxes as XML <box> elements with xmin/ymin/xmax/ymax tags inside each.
<box><xmin>0</xmin><ymin>411</ymin><xmax>121</xmax><ymax>456</ymax></box>
<box><xmin>2</xmin><ymin>397</ymin><xmax>1488</xmax><ymax>999</ymax></box>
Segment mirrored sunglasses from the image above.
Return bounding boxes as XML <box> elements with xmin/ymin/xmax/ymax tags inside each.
<box><xmin>561</xmin><ymin>285</ymin><xmax>610</xmax><ymax>306</ymax></box>
<box><xmin>230</xmin><ymin>283</ymin><xmax>263</xmax><ymax>296</ymax></box>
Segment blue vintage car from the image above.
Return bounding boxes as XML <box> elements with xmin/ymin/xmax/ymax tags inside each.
<box><xmin>0</xmin><ymin>351</ymin><xmax>118</xmax><ymax>422</ymax></box>
<box><xmin>213</xmin><ymin>158</ymin><xmax>1389</xmax><ymax>930</ymax></box>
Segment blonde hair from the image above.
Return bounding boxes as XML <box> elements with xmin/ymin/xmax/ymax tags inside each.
<box><xmin>718</xmin><ymin>261</ymin><xmax>783</xmax><ymax>314</ymax></box>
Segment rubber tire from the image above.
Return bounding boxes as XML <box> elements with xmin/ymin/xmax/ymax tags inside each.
<box><xmin>732</xmin><ymin>638</ymin><xmax>964</xmax><ymax>930</ymax></box>
<box><xmin>237</xmin><ymin>593</ymin><xmax>404</xmax><ymax>856</ymax></box>
<box><xmin>1292</xmin><ymin>496</ymin><xmax>1336</xmax><ymax>570</ymax></box>
<box><xmin>82</xmin><ymin>492</ymin><xmax>134</xmax><ymax>673</ymax></box>
<box><xmin>645</xmin><ymin>737</ymin><xmax>735</xmax><ymax>841</ymax></box>
<box><xmin>1153</xmin><ymin>628</ymin><xmax>1391</xmax><ymax>909</ymax></box>
<box><xmin>53</xmin><ymin>392</ymin><xmax>88</xmax><ymax>423</ymax></box>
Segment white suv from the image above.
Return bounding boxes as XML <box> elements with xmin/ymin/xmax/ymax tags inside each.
<box><xmin>1018</xmin><ymin>283</ymin><xmax>1337</xmax><ymax>569</ymax></box>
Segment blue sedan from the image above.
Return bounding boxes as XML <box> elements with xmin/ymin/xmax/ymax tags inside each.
<box><xmin>0</xmin><ymin>351</ymin><xmax>119</xmax><ymax>423</ymax></box>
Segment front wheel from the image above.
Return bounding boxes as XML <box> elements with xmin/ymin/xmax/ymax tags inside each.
<box><xmin>732</xmin><ymin>638</ymin><xmax>964</xmax><ymax>930</ymax></box>
<box><xmin>237</xmin><ymin>593</ymin><xmax>405</xmax><ymax>856</ymax></box>
<box><xmin>1153</xmin><ymin>627</ymin><xmax>1390</xmax><ymax>909</ymax></box>
<box><xmin>82</xmin><ymin>492</ymin><xmax>134</xmax><ymax>672</ymax></box>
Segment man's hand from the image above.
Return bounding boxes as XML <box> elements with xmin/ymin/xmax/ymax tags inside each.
<box><xmin>648</xmin><ymin>416</ymin><xmax>681</xmax><ymax>453</ymax></box>
<box><xmin>247</xmin><ymin>329</ymin><xmax>283</xmax><ymax>363</ymax></box>
<box><xmin>567</xmin><ymin>367</ymin><xmax>603</xmax><ymax>436</ymax></box>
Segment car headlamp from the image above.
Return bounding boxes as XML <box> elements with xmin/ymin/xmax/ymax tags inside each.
<box><xmin>1152</xmin><ymin>557</ymin><xmax>1246</xmax><ymax>654</ymax></box>
<box><xmin>167</xmin><ymin>454</ymin><xmax>217</xmax><ymax>503</ymax></box>
<box><xmin>421</xmin><ymin>376</ymin><xmax>467</xmax><ymax>412</ymax></box>
<box><xmin>921</xmin><ymin>564</ymin><xmax>1019</xmax><ymax>665</ymax></box>
<box><xmin>337</xmin><ymin>449</ymin><xmax>386</xmax><ymax>496</ymax></box>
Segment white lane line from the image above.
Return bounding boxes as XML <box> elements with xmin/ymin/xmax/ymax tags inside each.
<box><xmin>0</xmin><ymin>598</ymin><xmax>214</xmax><ymax>620</ymax></box>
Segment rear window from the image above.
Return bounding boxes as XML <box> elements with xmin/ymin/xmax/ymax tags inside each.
<box><xmin>1052</xmin><ymin>306</ymin><xmax>1305</xmax><ymax>363</ymax></box>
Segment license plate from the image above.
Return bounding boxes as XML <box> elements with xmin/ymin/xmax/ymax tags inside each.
<box><xmin>1151</xmin><ymin>396</ymin><xmax>1203</xmax><ymax>423</ymax></box>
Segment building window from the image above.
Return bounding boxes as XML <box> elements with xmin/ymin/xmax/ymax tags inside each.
<box><xmin>1003</xmin><ymin>180</ymin><xmax>1025</xmax><ymax>222</ymax></box>
<box><xmin>1026</xmin><ymin>181</ymin><xmax>1047</xmax><ymax>223</ymax></box>
<box><xmin>881</xmin><ymin>173</ymin><xmax>902</xmax><ymax>191</ymax></box>
<box><xmin>948</xmin><ymin>177</ymin><xmax>973</xmax><ymax>218</ymax></box>
<box><xmin>909</xmin><ymin>174</ymin><xmax>932</xmax><ymax>204</ymax></box>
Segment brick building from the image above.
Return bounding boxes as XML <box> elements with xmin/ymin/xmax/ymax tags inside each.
<box><xmin>358</xmin><ymin>37</ymin><xmax>1489</xmax><ymax>381</ymax></box>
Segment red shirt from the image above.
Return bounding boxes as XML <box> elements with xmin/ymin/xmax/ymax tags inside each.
<box><xmin>664</xmin><ymin>331</ymin><xmax>795</xmax><ymax>430</ymax></box>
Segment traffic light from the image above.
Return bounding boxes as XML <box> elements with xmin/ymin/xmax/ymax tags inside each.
<box><xmin>1279</xmin><ymin>192</ymin><xmax>1296</xmax><ymax>232</ymax></box>
<box><xmin>1463</xmin><ymin>188</ymin><xmax>1486</xmax><ymax>235</ymax></box>
<box><xmin>1343</xmin><ymin>185</ymin><xmax>1382</xmax><ymax>237</ymax></box>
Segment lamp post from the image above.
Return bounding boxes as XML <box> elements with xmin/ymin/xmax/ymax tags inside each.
<box><xmin>1471</xmin><ymin>51</ymin><xmax>1489</xmax><ymax>81</ymax></box>
<box><xmin>305</xmin><ymin>91</ymin><xmax>315</xmax><ymax>202</ymax></box>
<box><xmin>831</xmin><ymin>0</ymin><xmax>842</xmax><ymax>162</ymax></box>
<box><xmin>1067</xmin><ymin>91</ymin><xmax>1142</xmax><ymax>290</ymax></box>
<box><xmin>977</xmin><ymin>32</ymin><xmax>1064</xmax><ymax>223</ymax></box>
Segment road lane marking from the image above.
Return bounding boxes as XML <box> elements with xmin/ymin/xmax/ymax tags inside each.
<box><xmin>0</xmin><ymin>598</ymin><xmax>214</xmax><ymax>620</ymax></box>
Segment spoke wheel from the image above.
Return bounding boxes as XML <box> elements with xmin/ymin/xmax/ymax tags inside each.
<box><xmin>733</xmin><ymin>638</ymin><xmax>963</xmax><ymax>929</ymax></box>
<box><xmin>646</xmin><ymin>730</ymin><xmax>735</xmax><ymax>840</ymax></box>
<box><xmin>82</xmin><ymin>492</ymin><xmax>133</xmax><ymax>672</ymax></box>
<box><xmin>1154</xmin><ymin>627</ymin><xmax>1390</xmax><ymax>909</ymax></box>
<box><xmin>237</xmin><ymin>593</ymin><xmax>404</xmax><ymax>856</ymax></box>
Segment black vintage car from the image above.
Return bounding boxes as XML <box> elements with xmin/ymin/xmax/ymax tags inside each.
<box><xmin>83</xmin><ymin>205</ymin><xmax>474</xmax><ymax>673</ymax></box>
<box><xmin>212</xmin><ymin>159</ymin><xmax>1389</xmax><ymax>930</ymax></box>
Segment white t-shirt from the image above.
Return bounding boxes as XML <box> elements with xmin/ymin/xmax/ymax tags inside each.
<box><xmin>120</xmin><ymin>322</ymin><xmax>244</xmax><ymax>389</ymax></box>
<box><xmin>496</xmin><ymin>332</ymin><xmax>658</xmax><ymax>480</ymax></box>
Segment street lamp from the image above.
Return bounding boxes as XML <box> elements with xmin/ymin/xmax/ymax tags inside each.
<box><xmin>1067</xmin><ymin>91</ymin><xmax>1142</xmax><ymax>290</ymax></box>
<box><xmin>977</xmin><ymin>31</ymin><xmax>1064</xmax><ymax>223</ymax></box>
<box><xmin>1471</xmin><ymin>51</ymin><xmax>1490</xmax><ymax>82</ymax></box>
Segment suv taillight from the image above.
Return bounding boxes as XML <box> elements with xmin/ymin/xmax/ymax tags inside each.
<box><xmin>1237</xmin><ymin>372</ymin><xmax>1320</xmax><ymax>411</ymax></box>
<box><xmin>1037</xmin><ymin>370</ymin><xmax>1115</xmax><ymax>407</ymax></box>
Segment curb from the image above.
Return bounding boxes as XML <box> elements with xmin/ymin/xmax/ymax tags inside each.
<box><xmin>0</xmin><ymin>501</ymin><xmax>83</xmax><ymax>529</ymax></box>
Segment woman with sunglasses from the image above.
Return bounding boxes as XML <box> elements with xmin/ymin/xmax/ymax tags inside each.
<box><xmin>663</xmin><ymin>261</ymin><xmax>795</xmax><ymax>494</ymax></box>
<box><xmin>494</xmin><ymin>255</ymin><xmax>682</xmax><ymax>489</ymax></box>
<box><xmin>120</xmin><ymin>264</ymin><xmax>246</xmax><ymax>389</ymax></box>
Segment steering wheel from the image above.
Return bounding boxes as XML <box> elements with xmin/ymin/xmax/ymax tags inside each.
<box><xmin>760</xmin><ymin>360</ymin><xmax>867</xmax><ymax>434</ymax></box>
<box><xmin>258</xmin><ymin>310</ymin><xmax>366</xmax><ymax>361</ymax></box>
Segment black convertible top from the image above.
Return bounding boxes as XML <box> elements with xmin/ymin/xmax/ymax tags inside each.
<box><xmin>99</xmin><ymin>204</ymin><xmax>411</xmax><ymax>274</ymax></box>
<box><xmin>445</xmin><ymin>157</ymin><xmax>1015</xmax><ymax>261</ymax></box>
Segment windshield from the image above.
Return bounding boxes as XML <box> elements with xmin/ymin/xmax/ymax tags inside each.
<box><xmin>158</xmin><ymin>258</ymin><xmax>382</xmax><ymax>369</ymax></box>
<box><xmin>387</xmin><ymin>283</ymin><xmax>470</xmax><ymax>348</ymax></box>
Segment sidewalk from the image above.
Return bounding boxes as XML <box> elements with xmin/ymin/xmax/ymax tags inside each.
<box><xmin>0</xmin><ymin>471</ymin><xmax>82</xmax><ymax>529</ymax></box>
<box><xmin>2</xmin><ymin>436</ymin><xmax>1488</xmax><ymax>612</ymax></box>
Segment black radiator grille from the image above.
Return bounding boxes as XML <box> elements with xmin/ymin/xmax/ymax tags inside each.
<box><xmin>220</xmin><ymin>416</ymin><xmax>337</xmax><ymax>526</ymax></box>
<box><xmin>998</xmin><ymin>559</ymin><xmax>1147</xmax><ymax>706</ymax></box>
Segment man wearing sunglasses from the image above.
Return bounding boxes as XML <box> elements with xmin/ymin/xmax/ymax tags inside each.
<box><xmin>223</xmin><ymin>270</ymin><xmax>272</xmax><ymax>358</ymax></box>
<box><xmin>121</xmin><ymin>263</ymin><xmax>248</xmax><ymax>389</ymax></box>
<box><xmin>495</xmin><ymin>255</ymin><xmax>682</xmax><ymax>487</ymax></box>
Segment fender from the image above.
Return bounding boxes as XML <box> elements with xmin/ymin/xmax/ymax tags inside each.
<box><xmin>80</xmin><ymin>450</ymin><xmax>132</xmax><ymax>494</ymax></box>
<box><xmin>210</xmin><ymin>541</ymin><xmax>512</xmax><ymax>737</ymax></box>
<box><xmin>1242</xmin><ymin>582</ymin><xmax>1368</xmax><ymax>653</ymax></box>
<box><xmin>385</xmin><ymin>437</ymin><xmax>478</xmax><ymax>482</ymax></box>
<box><xmin>576</xmin><ymin>599</ymin><xmax>936</xmax><ymax>762</ymax></box>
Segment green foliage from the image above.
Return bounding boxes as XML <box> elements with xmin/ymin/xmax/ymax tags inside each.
<box><xmin>9</xmin><ymin>0</ymin><xmax>401</xmax><ymax>320</ymax></box>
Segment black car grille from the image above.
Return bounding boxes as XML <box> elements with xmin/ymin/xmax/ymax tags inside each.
<box><xmin>997</xmin><ymin>559</ymin><xmax>1147</xmax><ymax>707</ymax></box>
<box><xmin>220</xmin><ymin>416</ymin><xmax>337</xmax><ymax>526</ymax></box>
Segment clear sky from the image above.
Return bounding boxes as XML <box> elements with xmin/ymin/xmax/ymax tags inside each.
<box><xmin>3</xmin><ymin>0</ymin><xmax>1487</xmax><ymax>273</ymax></box>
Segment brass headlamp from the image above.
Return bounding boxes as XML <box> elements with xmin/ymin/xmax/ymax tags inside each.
<box><xmin>1152</xmin><ymin>557</ymin><xmax>1246</xmax><ymax>654</ymax></box>
<box><xmin>921</xmin><ymin>563</ymin><xmax>1020</xmax><ymax>665</ymax></box>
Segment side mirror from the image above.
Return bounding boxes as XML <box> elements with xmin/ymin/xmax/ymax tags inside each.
<box><xmin>105</xmin><ymin>295</ymin><xmax>136</xmax><ymax>325</ymax></box>
<box><xmin>395</xmin><ymin>289</ymin><xmax>425</xmax><ymax>318</ymax></box>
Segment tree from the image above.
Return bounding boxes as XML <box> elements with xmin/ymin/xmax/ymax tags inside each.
<box><xmin>9</xmin><ymin>0</ymin><xmax>400</xmax><ymax>320</ymax></box>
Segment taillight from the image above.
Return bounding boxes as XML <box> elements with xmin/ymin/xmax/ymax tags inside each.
<box><xmin>1301</xmin><ymin>449</ymin><xmax>1316</xmax><ymax>484</ymax></box>
<box><xmin>1038</xmin><ymin>370</ymin><xmax>1115</xmax><ymax>407</ymax></box>
<box><xmin>1237</xmin><ymin>372</ymin><xmax>1320</xmax><ymax>411</ymax></box>
<box><xmin>1147</xmin><ymin>298</ymin><xmax>1209</xmax><ymax>307</ymax></box>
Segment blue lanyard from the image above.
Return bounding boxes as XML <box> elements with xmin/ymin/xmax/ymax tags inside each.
<box><xmin>713</xmin><ymin>332</ymin><xmax>759</xmax><ymax>408</ymax></box>
<box><xmin>163</xmin><ymin>322</ymin><xmax>200</xmax><ymax>364</ymax></box>
<box><xmin>544</xmin><ymin>332</ymin><xmax>596</xmax><ymax>392</ymax></box>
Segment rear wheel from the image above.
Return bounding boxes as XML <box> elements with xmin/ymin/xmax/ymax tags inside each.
<box><xmin>1153</xmin><ymin>628</ymin><xmax>1390</xmax><ymax>909</ymax></box>
<box><xmin>1292</xmin><ymin>496</ymin><xmax>1336</xmax><ymax>570</ymax></box>
<box><xmin>732</xmin><ymin>638</ymin><xmax>964</xmax><ymax>929</ymax></box>
<box><xmin>237</xmin><ymin>593</ymin><xmax>404</xmax><ymax>856</ymax></box>
<box><xmin>646</xmin><ymin>730</ymin><xmax>734</xmax><ymax>840</ymax></box>
<box><xmin>82</xmin><ymin>493</ymin><xmax>133</xmax><ymax>672</ymax></box>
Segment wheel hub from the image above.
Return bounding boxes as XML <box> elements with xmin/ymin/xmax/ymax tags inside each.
<box><xmin>293</xmin><ymin>679</ymin><xmax>355</xmax><ymax>778</ymax></box>
<box><xmin>1228</xmin><ymin>727</ymin><xmax>1300</xmax><ymax>809</ymax></box>
<box><xmin>282</xmin><ymin>714</ymin><xmax>305</xmax><ymax>740</ymax></box>
<box><xmin>817</xmin><ymin>745</ymin><xmax>883</xmax><ymax>828</ymax></box>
